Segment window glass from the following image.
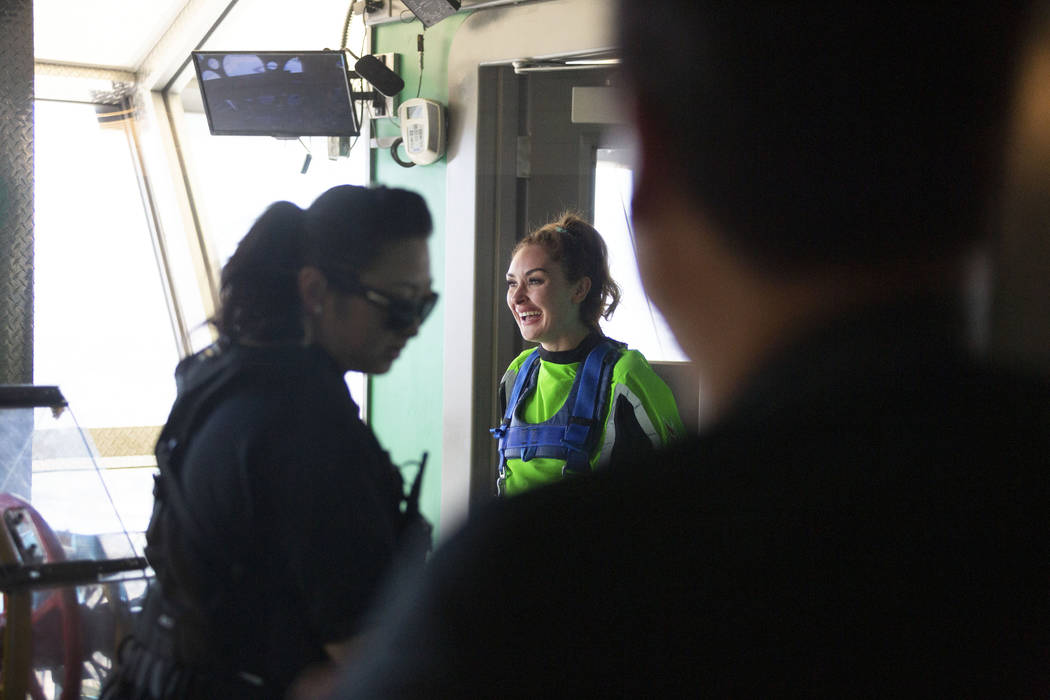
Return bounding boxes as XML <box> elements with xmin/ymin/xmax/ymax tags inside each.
<box><xmin>593</xmin><ymin>148</ymin><xmax>688</xmax><ymax>362</ymax></box>
<box><xmin>34</xmin><ymin>99</ymin><xmax>181</xmax><ymax>535</ymax></box>
<box><xmin>180</xmin><ymin>111</ymin><xmax>368</xmax><ymax>266</ymax></box>
<box><xmin>34</xmin><ymin>100</ymin><xmax>180</xmax><ymax>428</ymax></box>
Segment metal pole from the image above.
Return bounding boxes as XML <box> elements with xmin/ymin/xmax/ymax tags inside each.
<box><xmin>0</xmin><ymin>0</ymin><xmax>35</xmax><ymax>385</ymax></box>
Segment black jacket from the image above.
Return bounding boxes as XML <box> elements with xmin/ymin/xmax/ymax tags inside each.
<box><xmin>331</xmin><ymin>298</ymin><xmax>1050</xmax><ymax>697</ymax></box>
<box><xmin>111</xmin><ymin>342</ymin><xmax>406</xmax><ymax>699</ymax></box>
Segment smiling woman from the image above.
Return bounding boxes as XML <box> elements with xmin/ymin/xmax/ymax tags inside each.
<box><xmin>493</xmin><ymin>214</ymin><xmax>685</xmax><ymax>496</ymax></box>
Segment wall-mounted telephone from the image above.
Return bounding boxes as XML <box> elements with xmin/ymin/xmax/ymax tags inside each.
<box><xmin>392</xmin><ymin>97</ymin><xmax>446</xmax><ymax>167</ymax></box>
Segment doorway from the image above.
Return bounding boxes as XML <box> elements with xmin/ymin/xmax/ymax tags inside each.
<box><xmin>470</xmin><ymin>62</ymin><xmax>699</xmax><ymax>506</ymax></box>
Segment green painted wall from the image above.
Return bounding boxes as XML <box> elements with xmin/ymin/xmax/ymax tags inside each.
<box><xmin>369</xmin><ymin>15</ymin><xmax>468</xmax><ymax>537</ymax></box>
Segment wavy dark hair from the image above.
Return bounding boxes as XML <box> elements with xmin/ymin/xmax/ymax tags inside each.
<box><xmin>512</xmin><ymin>213</ymin><xmax>621</xmax><ymax>329</ymax></box>
<box><xmin>215</xmin><ymin>185</ymin><xmax>432</xmax><ymax>342</ymax></box>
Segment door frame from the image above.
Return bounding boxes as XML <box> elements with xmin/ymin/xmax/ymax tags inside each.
<box><xmin>441</xmin><ymin>0</ymin><xmax>615</xmax><ymax>533</ymax></box>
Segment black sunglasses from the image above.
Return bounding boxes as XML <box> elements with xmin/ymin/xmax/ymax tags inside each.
<box><xmin>324</xmin><ymin>270</ymin><xmax>438</xmax><ymax>331</ymax></box>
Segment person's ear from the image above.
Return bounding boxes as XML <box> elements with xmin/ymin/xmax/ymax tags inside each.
<box><xmin>298</xmin><ymin>266</ymin><xmax>328</xmax><ymax>315</ymax></box>
<box><xmin>572</xmin><ymin>276</ymin><xmax>592</xmax><ymax>304</ymax></box>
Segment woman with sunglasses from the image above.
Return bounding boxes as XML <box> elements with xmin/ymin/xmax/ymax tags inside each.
<box><xmin>494</xmin><ymin>214</ymin><xmax>684</xmax><ymax>496</ymax></box>
<box><xmin>101</xmin><ymin>185</ymin><xmax>437</xmax><ymax>699</ymax></box>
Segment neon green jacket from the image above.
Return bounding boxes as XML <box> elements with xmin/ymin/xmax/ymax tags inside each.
<box><xmin>497</xmin><ymin>336</ymin><xmax>685</xmax><ymax>496</ymax></box>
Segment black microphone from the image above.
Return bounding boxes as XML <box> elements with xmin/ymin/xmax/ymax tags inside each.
<box><xmin>354</xmin><ymin>55</ymin><xmax>404</xmax><ymax>97</ymax></box>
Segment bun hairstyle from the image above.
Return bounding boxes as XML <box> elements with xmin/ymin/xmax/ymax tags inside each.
<box><xmin>512</xmin><ymin>213</ymin><xmax>621</xmax><ymax>329</ymax></box>
<box><xmin>216</xmin><ymin>185</ymin><xmax>432</xmax><ymax>342</ymax></box>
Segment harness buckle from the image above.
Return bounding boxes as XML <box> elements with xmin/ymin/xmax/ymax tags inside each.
<box><xmin>490</xmin><ymin>419</ymin><xmax>510</xmax><ymax>441</ymax></box>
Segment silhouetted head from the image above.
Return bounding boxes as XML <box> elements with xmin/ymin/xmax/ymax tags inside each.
<box><xmin>619</xmin><ymin>1</ymin><xmax>1029</xmax><ymax>270</ymax></box>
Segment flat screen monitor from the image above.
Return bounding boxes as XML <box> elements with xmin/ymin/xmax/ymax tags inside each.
<box><xmin>191</xmin><ymin>50</ymin><xmax>360</xmax><ymax>137</ymax></box>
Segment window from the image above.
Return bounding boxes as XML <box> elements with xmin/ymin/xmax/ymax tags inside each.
<box><xmin>593</xmin><ymin>148</ymin><xmax>688</xmax><ymax>362</ymax></box>
<box><xmin>34</xmin><ymin>99</ymin><xmax>181</xmax><ymax>536</ymax></box>
<box><xmin>180</xmin><ymin>111</ymin><xmax>369</xmax><ymax>266</ymax></box>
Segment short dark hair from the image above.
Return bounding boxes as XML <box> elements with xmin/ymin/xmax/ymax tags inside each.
<box><xmin>619</xmin><ymin>2</ymin><xmax>1029</xmax><ymax>269</ymax></box>
<box><xmin>216</xmin><ymin>185</ymin><xmax>432</xmax><ymax>342</ymax></box>
<box><xmin>513</xmin><ymin>213</ymin><xmax>621</xmax><ymax>329</ymax></box>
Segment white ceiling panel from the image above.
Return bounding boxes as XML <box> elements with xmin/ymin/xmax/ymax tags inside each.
<box><xmin>34</xmin><ymin>0</ymin><xmax>191</xmax><ymax>71</ymax></box>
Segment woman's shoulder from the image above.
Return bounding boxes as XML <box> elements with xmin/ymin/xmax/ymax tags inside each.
<box><xmin>185</xmin><ymin>342</ymin><xmax>345</xmax><ymax>409</ymax></box>
<box><xmin>241</xmin><ymin>346</ymin><xmax>361</xmax><ymax>439</ymax></box>
<box><xmin>611</xmin><ymin>347</ymin><xmax>653</xmax><ymax>373</ymax></box>
<box><xmin>609</xmin><ymin>347</ymin><xmax>667</xmax><ymax>387</ymax></box>
<box><xmin>506</xmin><ymin>347</ymin><xmax>540</xmax><ymax>372</ymax></box>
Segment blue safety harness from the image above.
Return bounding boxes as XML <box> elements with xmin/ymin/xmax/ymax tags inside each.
<box><xmin>491</xmin><ymin>338</ymin><xmax>624</xmax><ymax>494</ymax></box>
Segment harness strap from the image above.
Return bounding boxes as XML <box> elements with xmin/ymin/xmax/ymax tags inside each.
<box><xmin>502</xmin><ymin>424</ymin><xmax>570</xmax><ymax>448</ymax></box>
<box><xmin>562</xmin><ymin>340</ymin><xmax>617</xmax><ymax>474</ymax></box>
<box><xmin>148</xmin><ymin>347</ymin><xmax>247</xmax><ymax>571</ymax></box>
<box><xmin>491</xmin><ymin>349</ymin><xmax>541</xmax><ymax>489</ymax></box>
<box><xmin>503</xmin><ymin>350</ymin><xmax>542</xmax><ymax>424</ymax></box>
<box><xmin>138</xmin><ymin>345</ymin><xmax>271</xmax><ymax>685</ymax></box>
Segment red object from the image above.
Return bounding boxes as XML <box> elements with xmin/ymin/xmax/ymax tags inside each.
<box><xmin>0</xmin><ymin>492</ymin><xmax>83</xmax><ymax>700</ymax></box>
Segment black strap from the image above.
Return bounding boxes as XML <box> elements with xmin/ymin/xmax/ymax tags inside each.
<box><xmin>148</xmin><ymin>347</ymin><xmax>248</xmax><ymax>570</ymax></box>
<box><xmin>126</xmin><ymin>346</ymin><xmax>274</xmax><ymax>693</ymax></box>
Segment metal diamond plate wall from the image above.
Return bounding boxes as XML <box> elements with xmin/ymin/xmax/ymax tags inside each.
<box><xmin>0</xmin><ymin>0</ymin><xmax>34</xmax><ymax>384</ymax></box>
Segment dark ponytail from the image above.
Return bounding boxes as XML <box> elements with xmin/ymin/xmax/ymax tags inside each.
<box><xmin>512</xmin><ymin>213</ymin><xmax>621</xmax><ymax>329</ymax></box>
<box><xmin>216</xmin><ymin>201</ymin><xmax>307</xmax><ymax>342</ymax></box>
<box><xmin>214</xmin><ymin>185</ymin><xmax>432</xmax><ymax>343</ymax></box>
